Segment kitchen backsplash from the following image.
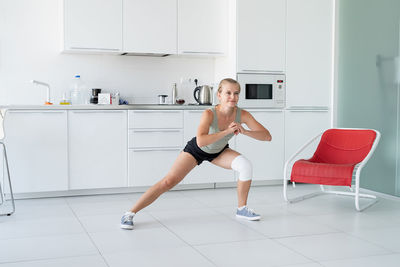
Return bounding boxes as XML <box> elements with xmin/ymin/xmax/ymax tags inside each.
<box><xmin>0</xmin><ymin>1</ymin><xmax>219</xmax><ymax>105</ymax></box>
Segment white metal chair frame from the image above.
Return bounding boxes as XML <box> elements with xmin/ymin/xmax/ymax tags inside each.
<box><xmin>0</xmin><ymin>109</ymin><xmax>15</xmax><ymax>216</ymax></box>
<box><xmin>283</xmin><ymin>128</ymin><xmax>381</xmax><ymax>212</ymax></box>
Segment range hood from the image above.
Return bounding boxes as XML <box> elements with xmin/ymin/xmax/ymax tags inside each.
<box><xmin>120</xmin><ymin>52</ymin><xmax>170</xmax><ymax>57</ymax></box>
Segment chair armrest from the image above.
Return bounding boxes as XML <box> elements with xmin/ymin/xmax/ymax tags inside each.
<box><xmin>283</xmin><ymin>130</ymin><xmax>325</xmax><ymax>181</ymax></box>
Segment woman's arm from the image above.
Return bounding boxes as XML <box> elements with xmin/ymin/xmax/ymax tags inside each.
<box><xmin>196</xmin><ymin>109</ymin><xmax>239</xmax><ymax>147</ymax></box>
<box><xmin>238</xmin><ymin>110</ymin><xmax>272</xmax><ymax>141</ymax></box>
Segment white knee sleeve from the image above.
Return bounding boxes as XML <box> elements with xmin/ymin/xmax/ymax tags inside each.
<box><xmin>231</xmin><ymin>155</ymin><xmax>253</xmax><ymax>181</ymax></box>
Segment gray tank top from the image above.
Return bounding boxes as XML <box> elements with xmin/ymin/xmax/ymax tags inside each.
<box><xmin>200</xmin><ymin>106</ymin><xmax>242</xmax><ymax>154</ymax></box>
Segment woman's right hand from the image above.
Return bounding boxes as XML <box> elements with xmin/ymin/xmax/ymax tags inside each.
<box><xmin>226</xmin><ymin>122</ymin><xmax>240</xmax><ymax>135</ymax></box>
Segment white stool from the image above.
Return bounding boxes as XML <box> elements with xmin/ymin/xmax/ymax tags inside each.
<box><xmin>0</xmin><ymin>109</ymin><xmax>15</xmax><ymax>216</ymax></box>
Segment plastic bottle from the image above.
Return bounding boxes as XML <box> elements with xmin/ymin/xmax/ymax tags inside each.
<box><xmin>70</xmin><ymin>75</ymin><xmax>89</xmax><ymax>105</ymax></box>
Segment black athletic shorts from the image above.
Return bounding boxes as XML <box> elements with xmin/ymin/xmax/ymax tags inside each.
<box><xmin>183</xmin><ymin>137</ymin><xmax>229</xmax><ymax>165</ymax></box>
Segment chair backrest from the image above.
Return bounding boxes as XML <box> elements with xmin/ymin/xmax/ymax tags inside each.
<box><xmin>309</xmin><ymin>128</ymin><xmax>377</xmax><ymax>165</ymax></box>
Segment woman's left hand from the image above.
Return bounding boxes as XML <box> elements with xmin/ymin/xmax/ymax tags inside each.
<box><xmin>233</xmin><ymin>123</ymin><xmax>247</xmax><ymax>135</ymax></box>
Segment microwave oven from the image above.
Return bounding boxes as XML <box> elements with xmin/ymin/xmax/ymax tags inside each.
<box><xmin>237</xmin><ymin>73</ymin><xmax>285</xmax><ymax>108</ymax></box>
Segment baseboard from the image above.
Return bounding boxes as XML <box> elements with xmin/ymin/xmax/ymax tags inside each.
<box><xmin>9</xmin><ymin>179</ymin><xmax>283</xmax><ymax>199</ymax></box>
<box><xmin>360</xmin><ymin>187</ymin><xmax>400</xmax><ymax>201</ymax></box>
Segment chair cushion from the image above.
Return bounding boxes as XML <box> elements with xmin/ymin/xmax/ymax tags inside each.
<box><xmin>291</xmin><ymin>159</ymin><xmax>355</xmax><ymax>186</ymax></box>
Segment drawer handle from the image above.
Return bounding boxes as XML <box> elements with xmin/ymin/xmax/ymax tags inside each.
<box><xmin>131</xmin><ymin>147</ymin><xmax>182</xmax><ymax>152</ymax></box>
<box><xmin>132</xmin><ymin>129</ymin><xmax>182</xmax><ymax>133</ymax></box>
<box><xmin>71</xmin><ymin>110</ymin><xmax>125</xmax><ymax>113</ymax></box>
<box><xmin>132</xmin><ymin>111</ymin><xmax>182</xmax><ymax>114</ymax></box>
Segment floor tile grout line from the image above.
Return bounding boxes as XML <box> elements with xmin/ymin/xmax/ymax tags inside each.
<box><xmin>270</xmin><ymin>237</ymin><xmax>325</xmax><ymax>266</ymax></box>
<box><xmin>146</xmin><ymin>211</ymin><xmax>218</xmax><ymax>267</ymax></box>
<box><xmin>65</xmin><ymin>197</ymin><xmax>111</xmax><ymax>267</ymax></box>
<box><xmin>345</xmin><ymin>230</ymin><xmax>399</xmax><ymax>254</ymax></box>
<box><xmin>0</xmin><ymin>254</ymin><xmax>100</xmax><ymax>266</ymax></box>
<box><xmin>271</xmin><ymin>229</ymin><xmax>396</xmax><ymax>265</ymax></box>
<box><xmin>317</xmin><ymin>252</ymin><xmax>400</xmax><ymax>266</ymax></box>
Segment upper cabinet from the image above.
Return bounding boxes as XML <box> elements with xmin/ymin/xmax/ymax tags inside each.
<box><xmin>237</xmin><ymin>0</ymin><xmax>286</xmax><ymax>73</ymax></box>
<box><xmin>64</xmin><ymin>0</ymin><xmax>123</xmax><ymax>52</ymax></box>
<box><xmin>285</xmin><ymin>0</ymin><xmax>334</xmax><ymax>107</ymax></box>
<box><xmin>123</xmin><ymin>0</ymin><xmax>177</xmax><ymax>54</ymax></box>
<box><xmin>178</xmin><ymin>0</ymin><xmax>228</xmax><ymax>55</ymax></box>
<box><xmin>63</xmin><ymin>0</ymin><xmax>228</xmax><ymax>56</ymax></box>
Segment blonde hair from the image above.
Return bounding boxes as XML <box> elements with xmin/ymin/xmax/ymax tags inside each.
<box><xmin>218</xmin><ymin>78</ymin><xmax>241</xmax><ymax>93</ymax></box>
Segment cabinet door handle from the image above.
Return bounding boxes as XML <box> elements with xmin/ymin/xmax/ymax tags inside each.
<box><xmin>240</xmin><ymin>70</ymin><xmax>284</xmax><ymax>73</ymax></box>
<box><xmin>181</xmin><ymin>51</ymin><xmax>223</xmax><ymax>55</ymax></box>
<box><xmin>249</xmin><ymin>110</ymin><xmax>283</xmax><ymax>113</ymax></box>
<box><xmin>288</xmin><ymin>110</ymin><xmax>329</xmax><ymax>113</ymax></box>
<box><xmin>68</xmin><ymin>47</ymin><xmax>120</xmax><ymax>51</ymax></box>
<box><xmin>286</xmin><ymin>106</ymin><xmax>329</xmax><ymax>110</ymax></box>
<box><xmin>7</xmin><ymin>110</ymin><xmax>66</xmax><ymax>114</ymax></box>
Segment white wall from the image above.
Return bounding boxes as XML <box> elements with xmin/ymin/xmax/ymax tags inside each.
<box><xmin>0</xmin><ymin>0</ymin><xmax>217</xmax><ymax>105</ymax></box>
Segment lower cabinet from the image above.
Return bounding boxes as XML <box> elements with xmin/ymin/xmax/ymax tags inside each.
<box><xmin>68</xmin><ymin>110</ymin><xmax>128</xmax><ymax>189</ymax></box>
<box><xmin>284</xmin><ymin>109</ymin><xmax>331</xmax><ymax>161</ymax></box>
<box><xmin>235</xmin><ymin>110</ymin><xmax>284</xmax><ymax>181</ymax></box>
<box><xmin>128</xmin><ymin>149</ymin><xmax>181</xmax><ymax>187</ymax></box>
<box><xmin>1</xmin><ymin>108</ymin><xmax>332</xmax><ymax>195</ymax></box>
<box><xmin>183</xmin><ymin>110</ymin><xmax>234</xmax><ymax>184</ymax></box>
<box><xmin>4</xmin><ymin>110</ymin><xmax>68</xmax><ymax>193</ymax></box>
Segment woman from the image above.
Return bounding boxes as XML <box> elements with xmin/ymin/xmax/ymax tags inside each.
<box><xmin>121</xmin><ymin>78</ymin><xmax>271</xmax><ymax>230</ymax></box>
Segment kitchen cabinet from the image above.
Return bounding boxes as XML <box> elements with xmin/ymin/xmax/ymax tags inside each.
<box><xmin>183</xmin><ymin>110</ymin><xmax>234</xmax><ymax>184</ymax></box>
<box><xmin>123</xmin><ymin>0</ymin><xmax>177</xmax><ymax>54</ymax></box>
<box><xmin>129</xmin><ymin>149</ymin><xmax>181</xmax><ymax>187</ymax></box>
<box><xmin>236</xmin><ymin>0</ymin><xmax>286</xmax><ymax>73</ymax></box>
<box><xmin>129</xmin><ymin>110</ymin><xmax>183</xmax><ymax>129</ymax></box>
<box><xmin>68</xmin><ymin>110</ymin><xmax>127</xmax><ymax>189</ymax></box>
<box><xmin>4</xmin><ymin>110</ymin><xmax>68</xmax><ymax>193</ymax></box>
<box><xmin>178</xmin><ymin>0</ymin><xmax>228</xmax><ymax>55</ymax></box>
<box><xmin>285</xmin><ymin>0</ymin><xmax>334</xmax><ymax>107</ymax></box>
<box><xmin>64</xmin><ymin>0</ymin><xmax>123</xmax><ymax>52</ymax></box>
<box><xmin>128</xmin><ymin>110</ymin><xmax>184</xmax><ymax>187</ymax></box>
<box><xmin>235</xmin><ymin>110</ymin><xmax>284</xmax><ymax>181</ymax></box>
<box><xmin>284</xmin><ymin>110</ymin><xmax>331</xmax><ymax>162</ymax></box>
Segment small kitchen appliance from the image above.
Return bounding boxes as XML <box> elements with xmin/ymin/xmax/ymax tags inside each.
<box><xmin>237</xmin><ymin>73</ymin><xmax>285</xmax><ymax>108</ymax></box>
<box><xmin>90</xmin><ymin>88</ymin><xmax>102</xmax><ymax>104</ymax></box>
<box><xmin>158</xmin><ymin>94</ymin><xmax>168</xmax><ymax>104</ymax></box>
<box><xmin>193</xmin><ymin>85</ymin><xmax>213</xmax><ymax>105</ymax></box>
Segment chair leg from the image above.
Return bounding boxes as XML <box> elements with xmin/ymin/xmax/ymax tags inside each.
<box><xmin>283</xmin><ymin>179</ymin><xmax>324</xmax><ymax>203</ymax></box>
<box><xmin>0</xmin><ymin>143</ymin><xmax>15</xmax><ymax>216</ymax></box>
<box><xmin>0</xmin><ymin>177</ymin><xmax>4</xmax><ymax>205</ymax></box>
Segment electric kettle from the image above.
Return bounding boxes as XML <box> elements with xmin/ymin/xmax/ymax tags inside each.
<box><xmin>194</xmin><ymin>85</ymin><xmax>213</xmax><ymax>105</ymax></box>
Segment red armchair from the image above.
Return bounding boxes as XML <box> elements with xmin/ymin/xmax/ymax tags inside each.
<box><xmin>283</xmin><ymin>128</ymin><xmax>381</xmax><ymax>211</ymax></box>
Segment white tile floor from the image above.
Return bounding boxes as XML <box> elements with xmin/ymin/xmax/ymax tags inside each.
<box><xmin>0</xmin><ymin>184</ymin><xmax>400</xmax><ymax>266</ymax></box>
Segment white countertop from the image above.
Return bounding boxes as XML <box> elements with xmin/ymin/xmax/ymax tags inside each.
<box><xmin>0</xmin><ymin>104</ymin><xmax>287</xmax><ymax>110</ymax></box>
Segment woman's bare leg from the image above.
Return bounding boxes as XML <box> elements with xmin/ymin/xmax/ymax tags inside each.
<box><xmin>130</xmin><ymin>152</ymin><xmax>197</xmax><ymax>213</ymax></box>
<box><xmin>211</xmin><ymin>148</ymin><xmax>252</xmax><ymax>207</ymax></box>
